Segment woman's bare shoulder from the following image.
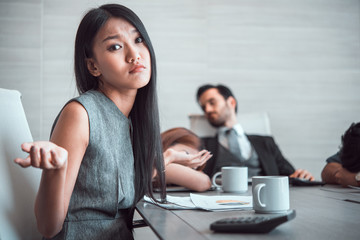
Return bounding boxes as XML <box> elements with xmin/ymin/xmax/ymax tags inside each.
<box><xmin>51</xmin><ymin>100</ymin><xmax>89</xmax><ymax>146</ymax></box>
<box><xmin>61</xmin><ymin>100</ymin><xmax>88</xmax><ymax>120</ymax></box>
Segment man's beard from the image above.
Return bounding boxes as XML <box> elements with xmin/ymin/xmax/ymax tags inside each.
<box><xmin>207</xmin><ymin>116</ymin><xmax>226</xmax><ymax>128</ymax></box>
<box><xmin>206</xmin><ymin>107</ymin><xmax>231</xmax><ymax>128</ymax></box>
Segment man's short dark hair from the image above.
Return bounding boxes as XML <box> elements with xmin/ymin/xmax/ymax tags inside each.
<box><xmin>196</xmin><ymin>84</ymin><xmax>238</xmax><ymax>113</ymax></box>
<box><xmin>340</xmin><ymin>122</ymin><xmax>360</xmax><ymax>172</ymax></box>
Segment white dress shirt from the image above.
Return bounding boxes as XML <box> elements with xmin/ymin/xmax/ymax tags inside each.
<box><xmin>218</xmin><ymin>123</ymin><xmax>252</xmax><ymax>160</ymax></box>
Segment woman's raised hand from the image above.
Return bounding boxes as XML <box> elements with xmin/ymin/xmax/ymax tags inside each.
<box><xmin>164</xmin><ymin>148</ymin><xmax>212</xmax><ymax>169</ymax></box>
<box><xmin>14</xmin><ymin>141</ymin><xmax>68</xmax><ymax>170</ymax></box>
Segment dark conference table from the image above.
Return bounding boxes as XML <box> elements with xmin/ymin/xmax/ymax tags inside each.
<box><xmin>136</xmin><ymin>184</ymin><xmax>360</xmax><ymax>240</ymax></box>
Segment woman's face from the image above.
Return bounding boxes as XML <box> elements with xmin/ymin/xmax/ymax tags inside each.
<box><xmin>88</xmin><ymin>17</ymin><xmax>151</xmax><ymax>92</ymax></box>
<box><xmin>170</xmin><ymin>143</ymin><xmax>199</xmax><ymax>155</ymax></box>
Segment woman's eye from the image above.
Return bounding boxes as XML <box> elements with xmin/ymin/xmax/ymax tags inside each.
<box><xmin>108</xmin><ymin>44</ymin><xmax>122</xmax><ymax>51</ymax></box>
<box><xmin>135</xmin><ymin>37</ymin><xmax>144</xmax><ymax>43</ymax></box>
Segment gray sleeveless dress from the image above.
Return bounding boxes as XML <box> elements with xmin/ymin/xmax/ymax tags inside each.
<box><xmin>48</xmin><ymin>90</ymin><xmax>135</xmax><ymax>240</ymax></box>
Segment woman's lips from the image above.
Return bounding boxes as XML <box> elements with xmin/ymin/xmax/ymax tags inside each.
<box><xmin>129</xmin><ymin>65</ymin><xmax>145</xmax><ymax>73</ymax></box>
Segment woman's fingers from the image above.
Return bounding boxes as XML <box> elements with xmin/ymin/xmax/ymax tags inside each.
<box><xmin>199</xmin><ymin>150</ymin><xmax>212</xmax><ymax>161</ymax></box>
<box><xmin>164</xmin><ymin>148</ymin><xmax>212</xmax><ymax>169</ymax></box>
<box><xmin>14</xmin><ymin>156</ymin><xmax>31</xmax><ymax>168</ymax></box>
<box><xmin>14</xmin><ymin>141</ymin><xmax>68</xmax><ymax>170</ymax></box>
<box><xmin>29</xmin><ymin>145</ymin><xmax>41</xmax><ymax>168</ymax></box>
<box><xmin>40</xmin><ymin>147</ymin><xmax>52</xmax><ymax>169</ymax></box>
<box><xmin>198</xmin><ymin>153</ymin><xmax>210</xmax><ymax>165</ymax></box>
<box><xmin>189</xmin><ymin>150</ymin><xmax>212</xmax><ymax>168</ymax></box>
<box><xmin>202</xmin><ymin>152</ymin><xmax>213</xmax><ymax>162</ymax></box>
<box><xmin>21</xmin><ymin>142</ymin><xmax>33</xmax><ymax>153</ymax></box>
<box><xmin>51</xmin><ymin>148</ymin><xmax>67</xmax><ymax>169</ymax></box>
<box><xmin>197</xmin><ymin>150</ymin><xmax>208</xmax><ymax>156</ymax></box>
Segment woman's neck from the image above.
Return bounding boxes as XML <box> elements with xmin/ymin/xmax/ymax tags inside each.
<box><xmin>97</xmin><ymin>87</ymin><xmax>137</xmax><ymax>118</ymax></box>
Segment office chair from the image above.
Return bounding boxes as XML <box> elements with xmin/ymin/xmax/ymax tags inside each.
<box><xmin>0</xmin><ymin>88</ymin><xmax>41</xmax><ymax>239</ymax></box>
<box><xmin>188</xmin><ymin>112</ymin><xmax>272</xmax><ymax>137</ymax></box>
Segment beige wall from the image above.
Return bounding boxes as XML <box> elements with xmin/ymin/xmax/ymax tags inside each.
<box><xmin>1</xmin><ymin>0</ymin><xmax>359</xmax><ymax>178</ymax></box>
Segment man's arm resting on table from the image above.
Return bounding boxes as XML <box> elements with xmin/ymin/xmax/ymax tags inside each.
<box><xmin>321</xmin><ymin>162</ymin><xmax>342</xmax><ymax>184</ymax></box>
<box><xmin>321</xmin><ymin>162</ymin><xmax>359</xmax><ymax>187</ymax></box>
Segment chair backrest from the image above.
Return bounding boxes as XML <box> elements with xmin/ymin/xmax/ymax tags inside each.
<box><xmin>189</xmin><ymin>112</ymin><xmax>271</xmax><ymax>137</ymax></box>
<box><xmin>0</xmin><ymin>88</ymin><xmax>41</xmax><ymax>239</ymax></box>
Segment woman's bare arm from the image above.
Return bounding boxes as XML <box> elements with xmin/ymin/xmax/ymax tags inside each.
<box><xmin>165</xmin><ymin>163</ymin><xmax>212</xmax><ymax>192</ymax></box>
<box><xmin>15</xmin><ymin>101</ymin><xmax>89</xmax><ymax>238</ymax></box>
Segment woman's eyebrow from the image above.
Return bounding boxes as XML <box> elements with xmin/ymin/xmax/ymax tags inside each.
<box><xmin>102</xmin><ymin>34</ymin><xmax>120</xmax><ymax>43</ymax></box>
<box><xmin>102</xmin><ymin>29</ymin><xmax>139</xmax><ymax>43</ymax></box>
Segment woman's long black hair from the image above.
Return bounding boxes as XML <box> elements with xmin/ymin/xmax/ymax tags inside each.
<box><xmin>74</xmin><ymin>3</ymin><xmax>166</xmax><ymax>228</ymax></box>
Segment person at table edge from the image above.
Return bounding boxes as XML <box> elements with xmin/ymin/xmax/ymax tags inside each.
<box><xmin>196</xmin><ymin>84</ymin><xmax>314</xmax><ymax>180</ymax></box>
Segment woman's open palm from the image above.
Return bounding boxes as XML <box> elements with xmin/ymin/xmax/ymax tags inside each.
<box><xmin>14</xmin><ymin>141</ymin><xmax>68</xmax><ymax>170</ymax></box>
<box><xmin>165</xmin><ymin>149</ymin><xmax>212</xmax><ymax>169</ymax></box>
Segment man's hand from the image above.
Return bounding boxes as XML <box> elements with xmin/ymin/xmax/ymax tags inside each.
<box><xmin>289</xmin><ymin>168</ymin><xmax>315</xmax><ymax>181</ymax></box>
<box><xmin>14</xmin><ymin>141</ymin><xmax>68</xmax><ymax>170</ymax></box>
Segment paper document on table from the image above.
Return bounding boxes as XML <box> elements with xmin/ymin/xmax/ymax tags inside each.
<box><xmin>143</xmin><ymin>194</ymin><xmax>252</xmax><ymax>211</ymax></box>
<box><xmin>143</xmin><ymin>195</ymin><xmax>199</xmax><ymax>210</ymax></box>
<box><xmin>190</xmin><ymin>194</ymin><xmax>252</xmax><ymax>211</ymax></box>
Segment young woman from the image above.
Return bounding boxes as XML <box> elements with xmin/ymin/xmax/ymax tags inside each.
<box><xmin>161</xmin><ymin>127</ymin><xmax>212</xmax><ymax>192</ymax></box>
<box><xmin>14</xmin><ymin>4</ymin><xmax>165</xmax><ymax>239</ymax></box>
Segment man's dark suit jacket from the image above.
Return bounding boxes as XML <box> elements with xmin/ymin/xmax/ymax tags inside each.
<box><xmin>201</xmin><ymin>135</ymin><xmax>295</xmax><ymax>177</ymax></box>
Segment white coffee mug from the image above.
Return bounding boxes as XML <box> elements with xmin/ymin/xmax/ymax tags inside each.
<box><xmin>212</xmin><ymin>166</ymin><xmax>248</xmax><ymax>193</ymax></box>
<box><xmin>252</xmin><ymin>176</ymin><xmax>290</xmax><ymax>213</ymax></box>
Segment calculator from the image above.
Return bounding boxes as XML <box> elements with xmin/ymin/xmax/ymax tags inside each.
<box><xmin>210</xmin><ymin>209</ymin><xmax>296</xmax><ymax>233</ymax></box>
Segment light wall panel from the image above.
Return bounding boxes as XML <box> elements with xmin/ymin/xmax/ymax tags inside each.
<box><xmin>0</xmin><ymin>0</ymin><xmax>358</xmax><ymax>208</ymax></box>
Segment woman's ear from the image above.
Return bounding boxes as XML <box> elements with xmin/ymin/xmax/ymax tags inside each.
<box><xmin>86</xmin><ymin>58</ymin><xmax>101</xmax><ymax>77</ymax></box>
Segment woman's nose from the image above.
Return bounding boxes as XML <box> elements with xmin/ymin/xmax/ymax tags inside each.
<box><xmin>126</xmin><ymin>46</ymin><xmax>140</xmax><ymax>63</ymax></box>
<box><xmin>127</xmin><ymin>55</ymin><xmax>140</xmax><ymax>63</ymax></box>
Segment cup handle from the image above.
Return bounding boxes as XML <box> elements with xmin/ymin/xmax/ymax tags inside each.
<box><xmin>254</xmin><ymin>183</ymin><xmax>266</xmax><ymax>208</ymax></box>
<box><xmin>212</xmin><ymin>172</ymin><xmax>222</xmax><ymax>188</ymax></box>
